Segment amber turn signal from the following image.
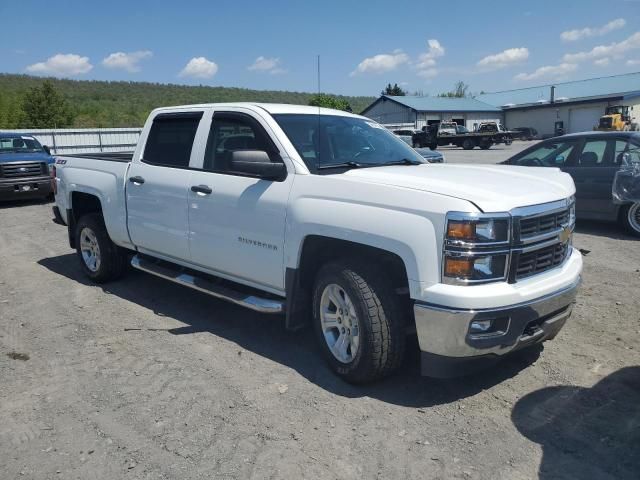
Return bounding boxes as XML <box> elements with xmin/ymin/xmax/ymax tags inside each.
<box><xmin>444</xmin><ymin>257</ymin><xmax>474</xmax><ymax>277</ymax></box>
<box><xmin>447</xmin><ymin>221</ymin><xmax>475</xmax><ymax>240</ymax></box>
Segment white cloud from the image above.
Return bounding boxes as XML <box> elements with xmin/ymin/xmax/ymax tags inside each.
<box><xmin>26</xmin><ymin>53</ymin><xmax>93</xmax><ymax>76</ymax></box>
<box><xmin>514</xmin><ymin>63</ymin><xmax>577</xmax><ymax>82</ymax></box>
<box><xmin>247</xmin><ymin>56</ymin><xmax>286</xmax><ymax>74</ymax></box>
<box><xmin>179</xmin><ymin>57</ymin><xmax>218</xmax><ymax>79</ymax></box>
<box><xmin>561</xmin><ymin>18</ymin><xmax>626</xmax><ymax>42</ymax></box>
<box><xmin>594</xmin><ymin>57</ymin><xmax>610</xmax><ymax>67</ymax></box>
<box><xmin>627</xmin><ymin>59</ymin><xmax>640</xmax><ymax>66</ymax></box>
<box><xmin>477</xmin><ymin>47</ymin><xmax>529</xmax><ymax>70</ymax></box>
<box><xmin>416</xmin><ymin>39</ymin><xmax>445</xmax><ymax>69</ymax></box>
<box><xmin>350</xmin><ymin>49</ymin><xmax>409</xmax><ymax>76</ymax></box>
<box><xmin>563</xmin><ymin>32</ymin><xmax>640</xmax><ymax>63</ymax></box>
<box><xmin>102</xmin><ymin>50</ymin><xmax>152</xmax><ymax>72</ymax></box>
<box><xmin>414</xmin><ymin>39</ymin><xmax>445</xmax><ymax>78</ymax></box>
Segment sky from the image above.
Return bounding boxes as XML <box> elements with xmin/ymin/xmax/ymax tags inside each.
<box><xmin>1</xmin><ymin>0</ymin><xmax>639</xmax><ymax>97</ymax></box>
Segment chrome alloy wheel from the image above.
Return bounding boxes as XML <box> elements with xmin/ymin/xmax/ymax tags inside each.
<box><xmin>628</xmin><ymin>203</ymin><xmax>640</xmax><ymax>234</ymax></box>
<box><xmin>319</xmin><ymin>283</ymin><xmax>360</xmax><ymax>364</ymax></box>
<box><xmin>80</xmin><ymin>227</ymin><xmax>101</xmax><ymax>272</ymax></box>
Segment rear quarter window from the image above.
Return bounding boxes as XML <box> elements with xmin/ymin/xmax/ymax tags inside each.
<box><xmin>143</xmin><ymin>112</ymin><xmax>202</xmax><ymax>168</ymax></box>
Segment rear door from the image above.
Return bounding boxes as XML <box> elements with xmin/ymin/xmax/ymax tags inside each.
<box><xmin>562</xmin><ymin>137</ymin><xmax>622</xmax><ymax>219</ymax></box>
<box><xmin>126</xmin><ymin>111</ymin><xmax>203</xmax><ymax>260</ymax></box>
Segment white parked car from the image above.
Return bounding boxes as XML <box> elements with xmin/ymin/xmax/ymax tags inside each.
<box><xmin>52</xmin><ymin>103</ymin><xmax>582</xmax><ymax>383</ymax></box>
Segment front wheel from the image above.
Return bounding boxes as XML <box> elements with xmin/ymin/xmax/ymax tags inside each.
<box><xmin>75</xmin><ymin>213</ymin><xmax>128</xmax><ymax>283</ymax></box>
<box><xmin>312</xmin><ymin>261</ymin><xmax>406</xmax><ymax>383</ymax></box>
<box><xmin>621</xmin><ymin>203</ymin><xmax>640</xmax><ymax>237</ymax></box>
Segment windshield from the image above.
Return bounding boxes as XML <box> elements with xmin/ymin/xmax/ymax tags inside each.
<box><xmin>272</xmin><ymin>114</ymin><xmax>424</xmax><ymax>171</ymax></box>
<box><xmin>0</xmin><ymin>136</ymin><xmax>44</xmax><ymax>154</ymax></box>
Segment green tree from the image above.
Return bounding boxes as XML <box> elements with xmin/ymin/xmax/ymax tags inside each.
<box><xmin>308</xmin><ymin>94</ymin><xmax>352</xmax><ymax>111</ymax></box>
<box><xmin>382</xmin><ymin>83</ymin><xmax>406</xmax><ymax>96</ymax></box>
<box><xmin>438</xmin><ymin>81</ymin><xmax>470</xmax><ymax>98</ymax></box>
<box><xmin>21</xmin><ymin>80</ymin><xmax>74</xmax><ymax>128</ymax></box>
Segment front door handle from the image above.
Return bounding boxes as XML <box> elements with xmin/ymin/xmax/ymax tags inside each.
<box><xmin>129</xmin><ymin>176</ymin><xmax>145</xmax><ymax>184</ymax></box>
<box><xmin>191</xmin><ymin>185</ymin><xmax>212</xmax><ymax>195</ymax></box>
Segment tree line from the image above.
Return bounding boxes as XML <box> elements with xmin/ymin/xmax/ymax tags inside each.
<box><xmin>0</xmin><ymin>74</ymin><xmax>375</xmax><ymax>128</ymax></box>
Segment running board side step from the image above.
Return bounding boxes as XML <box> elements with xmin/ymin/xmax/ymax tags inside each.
<box><xmin>130</xmin><ymin>255</ymin><xmax>285</xmax><ymax>314</ymax></box>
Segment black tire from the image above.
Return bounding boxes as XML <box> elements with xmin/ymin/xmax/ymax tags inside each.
<box><xmin>479</xmin><ymin>140</ymin><xmax>492</xmax><ymax>150</ymax></box>
<box><xmin>520</xmin><ymin>135</ymin><xmax>527</xmax><ymax>141</ymax></box>
<box><xmin>75</xmin><ymin>213</ymin><xmax>127</xmax><ymax>283</ymax></box>
<box><xmin>312</xmin><ymin>261</ymin><xmax>406</xmax><ymax>383</ymax></box>
<box><xmin>429</xmin><ymin>144</ymin><xmax>437</xmax><ymax>150</ymax></box>
<box><xmin>620</xmin><ymin>203</ymin><xmax>640</xmax><ymax>237</ymax></box>
<box><xmin>462</xmin><ymin>138</ymin><xmax>475</xmax><ymax>150</ymax></box>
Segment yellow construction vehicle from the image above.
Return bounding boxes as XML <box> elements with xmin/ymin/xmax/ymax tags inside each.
<box><xmin>595</xmin><ymin>105</ymin><xmax>638</xmax><ymax>131</ymax></box>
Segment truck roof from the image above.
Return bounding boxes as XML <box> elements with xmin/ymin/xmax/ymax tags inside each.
<box><xmin>151</xmin><ymin>102</ymin><xmax>363</xmax><ymax>119</ymax></box>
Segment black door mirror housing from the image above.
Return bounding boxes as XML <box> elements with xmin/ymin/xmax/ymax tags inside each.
<box><xmin>229</xmin><ymin>150</ymin><xmax>286</xmax><ymax>181</ymax></box>
<box><xmin>42</xmin><ymin>145</ymin><xmax>51</xmax><ymax>155</ymax></box>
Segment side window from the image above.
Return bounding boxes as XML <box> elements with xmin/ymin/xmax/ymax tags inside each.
<box><xmin>614</xmin><ymin>140</ymin><xmax>629</xmax><ymax>165</ymax></box>
<box><xmin>512</xmin><ymin>141</ymin><xmax>576</xmax><ymax>167</ymax></box>
<box><xmin>577</xmin><ymin>140</ymin><xmax>612</xmax><ymax>167</ymax></box>
<box><xmin>203</xmin><ymin>114</ymin><xmax>275</xmax><ymax>173</ymax></box>
<box><xmin>143</xmin><ymin>113</ymin><xmax>202</xmax><ymax>168</ymax></box>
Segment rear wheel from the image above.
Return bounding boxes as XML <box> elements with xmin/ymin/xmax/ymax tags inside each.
<box><xmin>75</xmin><ymin>213</ymin><xmax>127</xmax><ymax>283</ymax></box>
<box><xmin>479</xmin><ymin>139</ymin><xmax>492</xmax><ymax>150</ymax></box>
<box><xmin>462</xmin><ymin>138</ymin><xmax>475</xmax><ymax>150</ymax></box>
<box><xmin>621</xmin><ymin>203</ymin><xmax>640</xmax><ymax>237</ymax></box>
<box><xmin>312</xmin><ymin>261</ymin><xmax>406</xmax><ymax>383</ymax></box>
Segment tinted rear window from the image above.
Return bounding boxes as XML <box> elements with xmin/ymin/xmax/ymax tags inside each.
<box><xmin>143</xmin><ymin>113</ymin><xmax>202</xmax><ymax>168</ymax></box>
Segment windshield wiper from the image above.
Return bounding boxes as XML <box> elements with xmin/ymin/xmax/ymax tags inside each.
<box><xmin>381</xmin><ymin>158</ymin><xmax>424</xmax><ymax>166</ymax></box>
<box><xmin>317</xmin><ymin>161</ymin><xmax>370</xmax><ymax>170</ymax></box>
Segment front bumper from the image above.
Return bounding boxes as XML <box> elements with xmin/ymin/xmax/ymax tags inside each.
<box><xmin>0</xmin><ymin>176</ymin><xmax>52</xmax><ymax>201</ymax></box>
<box><xmin>415</xmin><ymin>276</ymin><xmax>580</xmax><ymax>377</ymax></box>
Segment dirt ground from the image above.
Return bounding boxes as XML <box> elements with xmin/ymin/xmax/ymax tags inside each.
<box><xmin>1</xmin><ymin>164</ymin><xmax>639</xmax><ymax>479</ymax></box>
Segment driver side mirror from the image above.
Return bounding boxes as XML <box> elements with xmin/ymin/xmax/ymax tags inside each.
<box><xmin>229</xmin><ymin>150</ymin><xmax>287</xmax><ymax>181</ymax></box>
<box><xmin>43</xmin><ymin>145</ymin><xmax>51</xmax><ymax>155</ymax></box>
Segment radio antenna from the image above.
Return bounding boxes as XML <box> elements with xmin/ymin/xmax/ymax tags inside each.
<box><xmin>316</xmin><ymin>54</ymin><xmax>321</xmax><ymax>170</ymax></box>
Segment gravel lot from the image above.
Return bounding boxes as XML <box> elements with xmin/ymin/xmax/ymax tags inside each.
<box><xmin>1</xmin><ymin>147</ymin><xmax>639</xmax><ymax>479</ymax></box>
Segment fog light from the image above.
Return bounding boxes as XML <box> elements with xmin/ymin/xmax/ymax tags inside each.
<box><xmin>470</xmin><ymin>319</ymin><xmax>493</xmax><ymax>333</ymax></box>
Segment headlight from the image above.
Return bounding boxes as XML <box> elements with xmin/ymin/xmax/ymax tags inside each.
<box><xmin>568</xmin><ymin>196</ymin><xmax>576</xmax><ymax>226</ymax></box>
<box><xmin>445</xmin><ymin>214</ymin><xmax>510</xmax><ymax>245</ymax></box>
<box><xmin>443</xmin><ymin>253</ymin><xmax>508</xmax><ymax>284</ymax></box>
<box><xmin>443</xmin><ymin>212</ymin><xmax>511</xmax><ymax>285</ymax></box>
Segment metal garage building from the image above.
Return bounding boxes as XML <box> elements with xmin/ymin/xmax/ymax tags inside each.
<box><xmin>476</xmin><ymin>72</ymin><xmax>640</xmax><ymax>137</ymax></box>
<box><xmin>361</xmin><ymin>96</ymin><xmax>503</xmax><ymax>131</ymax></box>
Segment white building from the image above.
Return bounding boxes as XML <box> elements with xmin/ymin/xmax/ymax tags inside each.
<box><xmin>361</xmin><ymin>96</ymin><xmax>503</xmax><ymax>131</ymax></box>
<box><xmin>476</xmin><ymin>72</ymin><xmax>640</xmax><ymax>137</ymax></box>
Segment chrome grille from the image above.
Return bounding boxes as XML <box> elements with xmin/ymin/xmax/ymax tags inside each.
<box><xmin>0</xmin><ymin>162</ymin><xmax>47</xmax><ymax>178</ymax></box>
<box><xmin>519</xmin><ymin>209</ymin><xmax>570</xmax><ymax>240</ymax></box>
<box><xmin>515</xmin><ymin>242</ymin><xmax>569</xmax><ymax>280</ymax></box>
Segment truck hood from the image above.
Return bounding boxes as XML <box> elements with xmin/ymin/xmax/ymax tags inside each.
<box><xmin>0</xmin><ymin>152</ymin><xmax>53</xmax><ymax>164</ymax></box>
<box><xmin>343</xmin><ymin>164</ymin><xmax>575</xmax><ymax>212</ymax></box>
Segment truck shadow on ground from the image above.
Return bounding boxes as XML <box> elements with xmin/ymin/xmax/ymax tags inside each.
<box><xmin>40</xmin><ymin>253</ymin><xmax>544</xmax><ymax>408</ymax></box>
<box><xmin>511</xmin><ymin>366</ymin><xmax>640</xmax><ymax>480</ymax></box>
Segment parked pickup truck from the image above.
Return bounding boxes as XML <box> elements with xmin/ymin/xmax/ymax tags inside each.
<box><xmin>412</xmin><ymin>122</ymin><xmax>512</xmax><ymax>150</ymax></box>
<box><xmin>53</xmin><ymin>103</ymin><xmax>583</xmax><ymax>383</ymax></box>
<box><xmin>0</xmin><ymin>132</ymin><xmax>55</xmax><ymax>201</ymax></box>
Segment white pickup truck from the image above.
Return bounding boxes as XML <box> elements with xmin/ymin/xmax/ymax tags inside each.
<box><xmin>52</xmin><ymin>103</ymin><xmax>582</xmax><ymax>383</ymax></box>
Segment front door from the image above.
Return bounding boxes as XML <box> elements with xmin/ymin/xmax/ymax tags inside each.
<box><xmin>126</xmin><ymin>111</ymin><xmax>202</xmax><ymax>261</ymax></box>
<box><xmin>187</xmin><ymin>110</ymin><xmax>292</xmax><ymax>291</ymax></box>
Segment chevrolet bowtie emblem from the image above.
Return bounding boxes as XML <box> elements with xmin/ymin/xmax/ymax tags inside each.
<box><xmin>19</xmin><ymin>167</ymin><xmax>28</xmax><ymax>172</ymax></box>
<box><xmin>559</xmin><ymin>226</ymin><xmax>572</xmax><ymax>243</ymax></box>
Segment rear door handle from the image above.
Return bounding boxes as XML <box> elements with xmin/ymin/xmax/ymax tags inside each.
<box><xmin>129</xmin><ymin>176</ymin><xmax>145</xmax><ymax>184</ymax></box>
<box><xmin>191</xmin><ymin>185</ymin><xmax>212</xmax><ymax>195</ymax></box>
